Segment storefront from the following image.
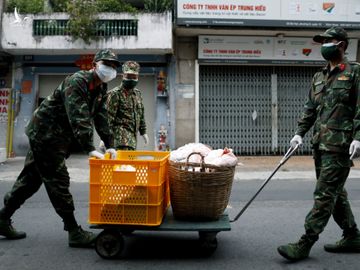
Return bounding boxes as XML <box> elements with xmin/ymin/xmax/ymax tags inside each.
<box><xmin>10</xmin><ymin>54</ymin><xmax>172</xmax><ymax>155</ymax></box>
<box><xmin>175</xmin><ymin>0</ymin><xmax>360</xmax><ymax>155</ymax></box>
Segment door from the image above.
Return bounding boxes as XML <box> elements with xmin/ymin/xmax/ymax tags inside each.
<box><xmin>199</xmin><ymin>65</ymin><xmax>318</xmax><ymax>155</ymax></box>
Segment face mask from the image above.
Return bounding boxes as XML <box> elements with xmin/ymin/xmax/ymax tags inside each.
<box><xmin>95</xmin><ymin>63</ymin><xmax>117</xmax><ymax>83</ymax></box>
<box><xmin>321</xmin><ymin>42</ymin><xmax>342</xmax><ymax>61</ymax></box>
<box><xmin>123</xmin><ymin>79</ymin><xmax>138</xmax><ymax>89</ymax></box>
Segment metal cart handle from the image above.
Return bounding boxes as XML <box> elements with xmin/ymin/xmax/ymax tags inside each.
<box><xmin>230</xmin><ymin>144</ymin><xmax>299</xmax><ymax>223</ymax></box>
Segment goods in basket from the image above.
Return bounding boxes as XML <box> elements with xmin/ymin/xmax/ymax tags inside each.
<box><xmin>170</xmin><ymin>143</ymin><xmax>238</xmax><ymax>167</ymax></box>
<box><xmin>170</xmin><ymin>143</ymin><xmax>212</xmax><ymax>163</ymax></box>
<box><xmin>204</xmin><ymin>147</ymin><xmax>238</xmax><ymax>167</ymax></box>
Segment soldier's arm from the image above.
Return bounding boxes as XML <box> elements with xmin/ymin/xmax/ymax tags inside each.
<box><xmin>352</xmin><ymin>64</ymin><xmax>360</xmax><ymax>141</ymax></box>
<box><xmin>63</xmin><ymin>77</ymin><xmax>95</xmax><ymax>153</ymax></box>
<box><xmin>138</xmin><ymin>92</ymin><xmax>147</xmax><ymax>135</ymax></box>
<box><xmin>106</xmin><ymin>89</ymin><xmax>118</xmax><ymax>132</ymax></box>
<box><xmin>94</xmin><ymin>90</ymin><xmax>114</xmax><ymax>149</ymax></box>
<box><xmin>295</xmin><ymin>77</ymin><xmax>317</xmax><ymax>137</ymax></box>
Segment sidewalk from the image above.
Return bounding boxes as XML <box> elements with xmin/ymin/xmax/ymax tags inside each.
<box><xmin>1</xmin><ymin>154</ymin><xmax>360</xmax><ymax>182</ymax></box>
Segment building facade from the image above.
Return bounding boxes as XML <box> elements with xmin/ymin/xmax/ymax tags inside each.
<box><xmin>173</xmin><ymin>0</ymin><xmax>360</xmax><ymax>155</ymax></box>
<box><xmin>1</xmin><ymin>8</ymin><xmax>173</xmax><ymax>156</ymax></box>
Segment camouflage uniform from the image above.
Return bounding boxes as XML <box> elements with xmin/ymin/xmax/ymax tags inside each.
<box><xmin>295</xmin><ymin>58</ymin><xmax>360</xmax><ymax>239</ymax></box>
<box><xmin>107</xmin><ymin>61</ymin><xmax>146</xmax><ymax>150</ymax></box>
<box><xmin>1</xmin><ymin>50</ymin><xmax>119</xmax><ymax>231</ymax></box>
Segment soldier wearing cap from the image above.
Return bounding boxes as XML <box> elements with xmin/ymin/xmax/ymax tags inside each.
<box><xmin>278</xmin><ymin>27</ymin><xmax>360</xmax><ymax>261</ymax></box>
<box><xmin>0</xmin><ymin>49</ymin><xmax>120</xmax><ymax>247</ymax></box>
<box><xmin>106</xmin><ymin>61</ymin><xmax>149</xmax><ymax>150</ymax></box>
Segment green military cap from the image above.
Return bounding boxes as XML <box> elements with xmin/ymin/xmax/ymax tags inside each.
<box><xmin>122</xmin><ymin>61</ymin><xmax>140</xmax><ymax>74</ymax></box>
<box><xmin>93</xmin><ymin>49</ymin><xmax>121</xmax><ymax>67</ymax></box>
<box><xmin>313</xmin><ymin>26</ymin><xmax>348</xmax><ymax>43</ymax></box>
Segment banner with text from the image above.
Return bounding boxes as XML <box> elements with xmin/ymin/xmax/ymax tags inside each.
<box><xmin>198</xmin><ymin>36</ymin><xmax>358</xmax><ymax>64</ymax></box>
<box><xmin>0</xmin><ymin>88</ymin><xmax>10</xmax><ymax>149</ymax></box>
<box><xmin>177</xmin><ymin>0</ymin><xmax>360</xmax><ymax>28</ymax></box>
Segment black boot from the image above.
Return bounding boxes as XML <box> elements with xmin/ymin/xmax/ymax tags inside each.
<box><xmin>68</xmin><ymin>226</ymin><xmax>97</xmax><ymax>248</ymax></box>
<box><xmin>324</xmin><ymin>229</ymin><xmax>360</xmax><ymax>253</ymax></box>
<box><xmin>0</xmin><ymin>218</ymin><xmax>26</xmax><ymax>239</ymax></box>
<box><xmin>0</xmin><ymin>207</ymin><xmax>26</xmax><ymax>239</ymax></box>
<box><xmin>278</xmin><ymin>234</ymin><xmax>317</xmax><ymax>261</ymax></box>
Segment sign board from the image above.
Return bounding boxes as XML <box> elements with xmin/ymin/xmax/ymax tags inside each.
<box><xmin>198</xmin><ymin>36</ymin><xmax>358</xmax><ymax>64</ymax></box>
<box><xmin>0</xmin><ymin>88</ymin><xmax>10</xmax><ymax>158</ymax></box>
<box><xmin>177</xmin><ymin>0</ymin><xmax>360</xmax><ymax>28</ymax></box>
<box><xmin>0</xmin><ymin>88</ymin><xmax>10</xmax><ymax>123</ymax></box>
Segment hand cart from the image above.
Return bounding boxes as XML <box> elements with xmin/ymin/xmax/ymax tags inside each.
<box><xmin>90</xmin><ymin>145</ymin><xmax>298</xmax><ymax>259</ymax></box>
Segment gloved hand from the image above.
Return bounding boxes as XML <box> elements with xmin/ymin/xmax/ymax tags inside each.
<box><xmin>290</xmin><ymin>135</ymin><xmax>303</xmax><ymax>148</ymax></box>
<box><xmin>142</xmin><ymin>134</ymin><xmax>149</xmax><ymax>145</ymax></box>
<box><xmin>349</xmin><ymin>140</ymin><xmax>360</xmax><ymax>160</ymax></box>
<box><xmin>99</xmin><ymin>140</ymin><xmax>106</xmax><ymax>154</ymax></box>
<box><xmin>89</xmin><ymin>150</ymin><xmax>104</xmax><ymax>159</ymax></box>
<box><xmin>106</xmin><ymin>148</ymin><xmax>117</xmax><ymax>159</ymax></box>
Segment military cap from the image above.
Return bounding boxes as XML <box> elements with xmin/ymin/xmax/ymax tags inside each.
<box><xmin>122</xmin><ymin>61</ymin><xmax>140</xmax><ymax>74</ymax></box>
<box><xmin>93</xmin><ymin>49</ymin><xmax>121</xmax><ymax>67</ymax></box>
<box><xmin>313</xmin><ymin>26</ymin><xmax>348</xmax><ymax>43</ymax></box>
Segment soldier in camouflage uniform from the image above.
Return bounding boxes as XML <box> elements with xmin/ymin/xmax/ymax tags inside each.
<box><xmin>106</xmin><ymin>61</ymin><xmax>149</xmax><ymax>150</ymax></box>
<box><xmin>278</xmin><ymin>27</ymin><xmax>360</xmax><ymax>261</ymax></box>
<box><xmin>0</xmin><ymin>49</ymin><xmax>120</xmax><ymax>248</ymax></box>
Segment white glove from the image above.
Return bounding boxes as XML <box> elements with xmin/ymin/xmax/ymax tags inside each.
<box><xmin>142</xmin><ymin>134</ymin><xmax>149</xmax><ymax>145</ymax></box>
<box><xmin>89</xmin><ymin>150</ymin><xmax>104</xmax><ymax>159</ymax></box>
<box><xmin>349</xmin><ymin>140</ymin><xmax>360</xmax><ymax>160</ymax></box>
<box><xmin>99</xmin><ymin>140</ymin><xmax>106</xmax><ymax>154</ymax></box>
<box><xmin>290</xmin><ymin>135</ymin><xmax>303</xmax><ymax>148</ymax></box>
<box><xmin>106</xmin><ymin>148</ymin><xmax>117</xmax><ymax>159</ymax></box>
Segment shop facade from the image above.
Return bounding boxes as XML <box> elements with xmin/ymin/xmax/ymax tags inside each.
<box><xmin>1</xmin><ymin>11</ymin><xmax>174</xmax><ymax>156</ymax></box>
<box><xmin>174</xmin><ymin>0</ymin><xmax>360</xmax><ymax>155</ymax></box>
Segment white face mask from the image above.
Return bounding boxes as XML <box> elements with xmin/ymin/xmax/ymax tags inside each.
<box><xmin>95</xmin><ymin>62</ymin><xmax>117</xmax><ymax>83</ymax></box>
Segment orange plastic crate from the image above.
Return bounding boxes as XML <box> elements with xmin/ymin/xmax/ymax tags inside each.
<box><xmin>88</xmin><ymin>150</ymin><xmax>170</xmax><ymax>226</ymax></box>
<box><xmin>89</xmin><ymin>199</ymin><xmax>167</xmax><ymax>226</ymax></box>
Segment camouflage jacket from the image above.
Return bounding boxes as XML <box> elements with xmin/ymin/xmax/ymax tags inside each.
<box><xmin>107</xmin><ymin>84</ymin><xmax>146</xmax><ymax>149</ymax></box>
<box><xmin>26</xmin><ymin>70</ymin><xmax>114</xmax><ymax>154</ymax></box>
<box><xmin>296</xmin><ymin>59</ymin><xmax>360</xmax><ymax>153</ymax></box>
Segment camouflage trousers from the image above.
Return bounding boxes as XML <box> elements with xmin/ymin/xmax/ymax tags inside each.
<box><xmin>3</xmin><ymin>140</ymin><xmax>75</xmax><ymax>225</ymax></box>
<box><xmin>304</xmin><ymin>150</ymin><xmax>357</xmax><ymax>238</ymax></box>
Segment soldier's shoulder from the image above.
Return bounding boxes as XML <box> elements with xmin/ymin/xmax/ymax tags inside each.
<box><xmin>349</xmin><ymin>61</ymin><xmax>360</xmax><ymax>69</ymax></box>
<box><xmin>313</xmin><ymin>69</ymin><xmax>325</xmax><ymax>80</ymax></box>
<box><xmin>107</xmin><ymin>87</ymin><xmax>121</xmax><ymax>98</ymax></box>
<box><xmin>68</xmin><ymin>70</ymin><xmax>89</xmax><ymax>84</ymax></box>
<box><xmin>108</xmin><ymin>86</ymin><xmax>121</xmax><ymax>94</ymax></box>
<box><xmin>349</xmin><ymin>62</ymin><xmax>360</xmax><ymax>74</ymax></box>
<box><xmin>133</xmin><ymin>88</ymin><xmax>142</xmax><ymax>94</ymax></box>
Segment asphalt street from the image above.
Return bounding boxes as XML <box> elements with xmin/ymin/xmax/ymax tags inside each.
<box><xmin>0</xmin><ymin>155</ymin><xmax>360</xmax><ymax>270</ymax></box>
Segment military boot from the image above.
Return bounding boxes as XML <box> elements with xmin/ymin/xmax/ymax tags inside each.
<box><xmin>68</xmin><ymin>226</ymin><xmax>97</xmax><ymax>248</ymax></box>
<box><xmin>277</xmin><ymin>235</ymin><xmax>316</xmax><ymax>261</ymax></box>
<box><xmin>324</xmin><ymin>231</ymin><xmax>360</xmax><ymax>253</ymax></box>
<box><xmin>0</xmin><ymin>218</ymin><xmax>26</xmax><ymax>239</ymax></box>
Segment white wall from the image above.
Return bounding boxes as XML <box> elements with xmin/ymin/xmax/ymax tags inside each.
<box><xmin>1</xmin><ymin>12</ymin><xmax>173</xmax><ymax>55</ymax></box>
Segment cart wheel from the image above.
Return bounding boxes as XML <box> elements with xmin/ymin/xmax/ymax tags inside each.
<box><xmin>95</xmin><ymin>229</ymin><xmax>124</xmax><ymax>259</ymax></box>
<box><xmin>198</xmin><ymin>232</ymin><xmax>218</xmax><ymax>256</ymax></box>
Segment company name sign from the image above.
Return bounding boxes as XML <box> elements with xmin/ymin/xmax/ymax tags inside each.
<box><xmin>177</xmin><ymin>0</ymin><xmax>360</xmax><ymax>28</ymax></box>
<box><xmin>198</xmin><ymin>36</ymin><xmax>358</xmax><ymax>64</ymax></box>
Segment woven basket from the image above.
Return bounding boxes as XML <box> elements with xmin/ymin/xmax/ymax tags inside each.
<box><xmin>169</xmin><ymin>152</ymin><xmax>235</xmax><ymax>221</ymax></box>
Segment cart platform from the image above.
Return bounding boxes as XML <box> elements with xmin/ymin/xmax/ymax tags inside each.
<box><xmin>90</xmin><ymin>210</ymin><xmax>231</xmax><ymax>259</ymax></box>
<box><xmin>90</xmin><ymin>210</ymin><xmax>231</xmax><ymax>231</ymax></box>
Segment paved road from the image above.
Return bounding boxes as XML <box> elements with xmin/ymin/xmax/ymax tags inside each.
<box><xmin>1</xmin><ymin>155</ymin><xmax>360</xmax><ymax>269</ymax></box>
<box><xmin>0</xmin><ymin>179</ymin><xmax>359</xmax><ymax>269</ymax></box>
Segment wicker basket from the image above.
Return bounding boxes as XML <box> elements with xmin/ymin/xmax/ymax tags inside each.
<box><xmin>169</xmin><ymin>152</ymin><xmax>235</xmax><ymax>221</ymax></box>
